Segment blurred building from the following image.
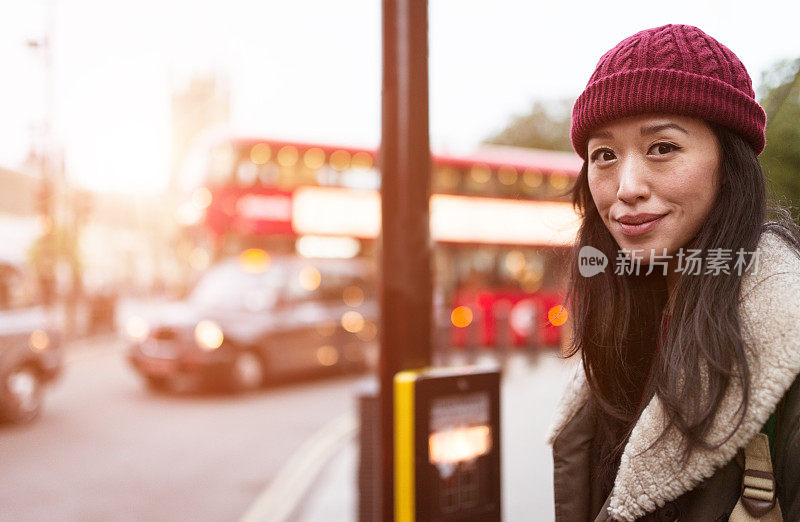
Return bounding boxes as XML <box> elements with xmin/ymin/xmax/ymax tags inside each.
<box><xmin>0</xmin><ymin>166</ymin><xmax>43</xmax><ymax>263</ymax></box>
<box><xmin>169</xmin><ymin>74</ymin><xmax>231</xmax><ymax>196</ymax></box>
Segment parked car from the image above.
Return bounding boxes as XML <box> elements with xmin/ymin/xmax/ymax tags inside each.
<box><xmin>125</xmin><ymin>252</ymin><xmax>378</xmax><ymax>392</ymax></box>
<box><xmin>0</xmin><ymin>261</ymin><xmax>63</xmax><ymax>423</ymax></box>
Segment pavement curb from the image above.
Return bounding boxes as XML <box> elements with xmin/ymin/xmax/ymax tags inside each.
<box><xmin>240</xmin><ymin>411</ymin><xmax>358</xmax><ymax>522</ymax></box>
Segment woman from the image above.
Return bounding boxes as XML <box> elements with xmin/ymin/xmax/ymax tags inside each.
<box><xmin>546</xmin><ymin>24</ymin><xmax>800</xmax><ymax>521</ymax></box>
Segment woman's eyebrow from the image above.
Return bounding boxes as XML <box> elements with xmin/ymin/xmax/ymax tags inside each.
<box><xmin>588</xmin><ymin>129</ymin><xmax>613</xmax><ymax>141</ymax></box>
<box><xmin>640</xmin><ymin>123</ymin><xmax>689</xmax><ymax>136</ymax></box>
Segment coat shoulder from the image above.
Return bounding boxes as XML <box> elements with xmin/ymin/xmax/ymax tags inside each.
<box><xmin>545</xmin><ymin>359</ymin><xmax>589</xmax><ymax>445</ymax></box>
<box><xmin>739</xmin><ymin>229</ymin><xmax>800</xmax><ymax>302</ymax></box>
<box><xmin>737</xmin><ymin>229</ymin><xmax>800</xmax><ymax>366</ymax></box>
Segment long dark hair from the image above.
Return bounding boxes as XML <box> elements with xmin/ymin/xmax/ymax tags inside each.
<box><xmin>564</xmin><ymin>121</ymin><xmax>800</xmax><ymax>495</ymax></box>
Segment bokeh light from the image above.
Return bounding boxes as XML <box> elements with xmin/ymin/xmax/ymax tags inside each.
<box><xmin>548</xmin><ymin>305</ymin><xmax>568</xmax><ymax>326</ymax></box>
<box><xmin>277</xmin><ymin>146</ymin><xmax>299</xmax><ymax>167</ymax></box>
<box><xmin>351</xmin><ymin>151</ymin><xmax>373</xmax><ymax>169</ymax></box>
<box><xmin>194</xmin><ymin>320</ymin><xmax>224</xmax><ymax>350</ymax></box>
<box><xmin>343</xmin><ymin>285</ymin><xmax>365</xmax><ymax>307</ymax></box>
<box><xmin>341</xmin><ymin>311</ymin><xmax>365</xmax><ymax>333</ymax></box>
<box><xmin>504</xmin><ymin>250</ymin><xmax>526</xmax><ymax>275</ymax></box>
<box><xmin>329</xmin><ymin>150</ymin><xmax>351</xmax><ymax>171</ymax></box>
<box><xmin>520</xmin><ymin>270</ymin><xmax>543</xmax><ymax>293</ymax></box>
<box><xmin>29</xmin><ymin>330</ymin><xmax>50</xmax><ymax>351</ymax></box>
<box><xmin>316</xmin><ymin>345</ymin><xmax>339</xmax><ymax>366</ymax></box>
<box><xmin>435</xmin><ymin>167</ymin><xmax>460</xmax><ymax>190</ymax></box>
<box><xmin>356</xmin><ymin>321</ymin><xmax>378</xmax><ymax>342</ymax></box>
<box><xmin>451</xmin><ymin>306</ymin><xmax>473</xmax><ymax>328</ymax></box>
<box><xmin>239</xmin><ymin>249</ymin><xmax>271</xmax><ymax>273</ymax></box>
<box><xmin>299</xmin><ymin>265</ymin><xmax>322</xmax><ymax>291</ymax></box>
<box><xmin>303</xmin><ymin>147</ymin><xmax>326</xmax><ymax>169</ymax></box>
<box><xmin>125</xmin><ymin>316</ymin><xmax>150</xmax><ymax>342</ymax></box>
<box><xmin>250</xmin><ymin>143</ymin><xmax>272</xmax><ymax>165</ymax></box>
<box><xmin>498</xmin><ymin>166</ymin><xmax>518</xmax><ymax>185</ymax></box>
<box><xmin>523</xmin><ymin>168</ymin><xmax>543</xmax><ymax>187</ymax></box>
<box><xmin>469</xmin><ymin>165</ymin><xmax>491</xmax><ymax>184</ymax></box>
<box><xmin>549</xmin><ymin>171</ymin><xmax>570</xmax><ymax>190</ymax></box>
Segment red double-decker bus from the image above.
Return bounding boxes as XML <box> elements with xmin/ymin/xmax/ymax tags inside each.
<box><xmin>174</xmin><ymin>136</ymin><xmax>581</xmax><ymax>351</ymax></box>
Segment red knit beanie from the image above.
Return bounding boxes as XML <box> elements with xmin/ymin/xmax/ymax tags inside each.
<box><xmin>570</xmin><ymin>24</ymin><xmax>767</xmax><ymax>159</ymax></box>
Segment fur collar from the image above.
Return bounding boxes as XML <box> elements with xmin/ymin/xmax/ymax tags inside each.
<box><xmin>546</xmin><ymin>230</ymin><xmax>800</xmax><ymax>521</ymax></box>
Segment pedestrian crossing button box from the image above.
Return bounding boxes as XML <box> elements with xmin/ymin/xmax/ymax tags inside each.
<box><xmin>394</xmin><ymin>366</ymin><xmax>501</xmax><ymax>521</ymax></box>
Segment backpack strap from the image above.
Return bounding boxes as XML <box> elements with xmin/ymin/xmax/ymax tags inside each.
<box><xmin>729</xmin><ymin>396</ymin><xmax>788</xmax><ymax>522</ymax></box>
<box><xmin>729</xmin><ymin>432</ymin><xmax>783</xmax><ymax>521</ymax></box>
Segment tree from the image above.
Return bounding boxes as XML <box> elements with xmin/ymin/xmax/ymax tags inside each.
<box><xmin>484</xmin><ymin>98</ymin><xmax>573</xmax><ymax>151</ymax></box>
<box><xmin>758</xmin><ymin>58</ymin><xmax>800</xmax><ymax>221</ymax></box>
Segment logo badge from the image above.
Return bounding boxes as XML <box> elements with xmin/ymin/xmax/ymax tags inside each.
<box><xmin>578</xmin><ymin>246</ymin><xmax>608</xmax><ymax>277</ymax></box>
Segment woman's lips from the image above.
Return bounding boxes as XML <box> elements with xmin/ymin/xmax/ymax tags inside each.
<box><xmin>617</xmin><ymin>214</ymin><xmax>667</xmax><ymax>236</ymax></box>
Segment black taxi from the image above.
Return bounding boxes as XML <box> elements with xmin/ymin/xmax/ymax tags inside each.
<box><xmin>125</xmin><ymin>251</ymin><xmax>377</xmax><ymax>392</ymax></box>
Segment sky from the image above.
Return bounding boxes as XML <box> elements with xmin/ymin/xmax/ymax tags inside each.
<box><xmin>1</xmin><ymin>0</ymin><xmax>799</xmax><ymax>194</ymax></box>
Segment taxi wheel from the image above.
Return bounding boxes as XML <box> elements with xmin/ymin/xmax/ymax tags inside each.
<box><xmin>229</xmin><ymin>350</ymin><xmax>265</xmax><ymax>392</ymax></box>
<box><xmin>3</xmin><ymin>366</ymin><xmax>43</xmax><ymax>424</ymax></box>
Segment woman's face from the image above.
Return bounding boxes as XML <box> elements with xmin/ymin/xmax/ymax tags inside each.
<box><xmin>587</xmin><ymin>114</ymin><xmax>722</xmax><ymax>263</ymax></box>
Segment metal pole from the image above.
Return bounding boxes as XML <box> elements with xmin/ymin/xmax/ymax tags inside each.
<box><xmin>379</xmin><ymin>0</ymin><xmax>432</xmax><ymax>519</ymax></box>
<box><xmin>28</xmin><ymin>0</ymin><xmax>58</xmax><ymax>307</ymax></box>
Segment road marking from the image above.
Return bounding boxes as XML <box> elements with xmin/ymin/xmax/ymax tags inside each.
<box><xmin>240</xmin><ymin>410</ymin><xmax>358</xmax><ymax>522</ymax></box>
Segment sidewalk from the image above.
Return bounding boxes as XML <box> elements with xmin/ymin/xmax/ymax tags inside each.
<box><xmin>290</xmin><ymin>351</ymin><xmax>577</xmax><ymax>522</ymax></box>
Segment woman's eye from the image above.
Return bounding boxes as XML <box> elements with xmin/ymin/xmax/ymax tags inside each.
<box><xmin>649</xmin><ymin>142</ymin><xmax>679</xmax><ymax>156</ymax></box>
<box><xmin>590</xmin><ymin>149</ymin><xmax>615</xmax><ymax>163</ymax></box>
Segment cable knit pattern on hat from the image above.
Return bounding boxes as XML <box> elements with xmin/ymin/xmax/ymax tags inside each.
<box><xmin>571</xmin><ymin>24</ymin><xmax>766</xmax><ymax>159</ymax></box>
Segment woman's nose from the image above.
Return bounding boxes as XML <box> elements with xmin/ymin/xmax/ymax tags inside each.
<box><xmin>616</xmin><ymin>157</ymin><xmax>651</xmax><ymax>203</ymax></box>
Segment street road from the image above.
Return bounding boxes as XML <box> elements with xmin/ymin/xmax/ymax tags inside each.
<box><xmin>0</xmin><ymin>336</ymin><xmax>364</xmax><ymax>521</ymax></box>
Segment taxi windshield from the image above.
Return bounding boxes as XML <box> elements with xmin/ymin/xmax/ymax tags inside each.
<box><xmin>189</xmin><ymin>262</ymin><xmax>284</xmax><ymax>312</ymax></box>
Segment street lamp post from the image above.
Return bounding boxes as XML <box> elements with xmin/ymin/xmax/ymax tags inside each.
<box><xmin>379</xmin><ymin>0</ymin><xmax>433</xmax><ymax>519</ymax></box>
<box><xmin>27</xmin><ymin>3</ymin><xmax>57</xmax><ymax>306</ymax></box>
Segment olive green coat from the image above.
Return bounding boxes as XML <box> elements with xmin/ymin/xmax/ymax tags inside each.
<box><xmin>547</xmin><ymin>231</ymin><xmax>800</xmax><ymax>521</ymax></box>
